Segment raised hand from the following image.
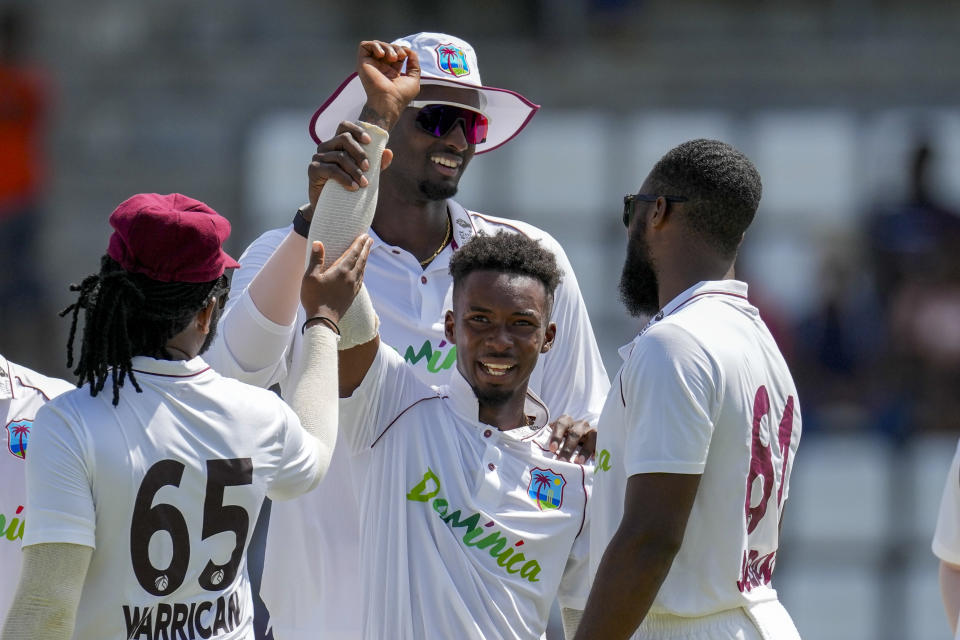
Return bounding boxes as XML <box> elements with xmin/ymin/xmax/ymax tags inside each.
<box><xmin>300</xmin><ymin>235</ymin><xmax>373</xmax><ymax>326</ymax></box>
<box><xmin>356</xmin><ymin>40</ymin><xmax>421</xmax><ymax>131</ymax></box>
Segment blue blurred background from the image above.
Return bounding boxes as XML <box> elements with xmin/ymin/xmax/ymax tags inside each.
<box><xmin>1</xmin><ymin>1</ymin><xmax>959</xmax><ymax>638</ymax></box>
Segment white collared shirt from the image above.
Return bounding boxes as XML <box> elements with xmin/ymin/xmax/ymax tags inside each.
<box><xmin>23</xmin><ymin>356</ymin><xmax>322</xmax><ymax>640</ymax></box>
<box><xmin>590</xmin><ymin>280</ymin><xmax>802</xmax><ymax>622</ymax></box>
<box><xmin>0</xmin><ymin>355</ymin><xmax>73</xmax><ymax>627</ymax></box>
<box><xmin>208</xmin><ymin>199</ymin><xmax>609</xmax><ymax>639</ymax></box>
<box><xmin>340</xmin><ymin>342</ymin><xmax>591</xmax><ymax>640</ymax></box>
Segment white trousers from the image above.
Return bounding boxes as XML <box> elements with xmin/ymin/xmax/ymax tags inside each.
<box><xmin>635</xmin><ymin>600</ymin><xmax>801</xmax><ymax>640</ymax></box>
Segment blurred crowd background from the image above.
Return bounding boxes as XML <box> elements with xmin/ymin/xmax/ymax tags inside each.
<box><xmin>1</xmin><ymin>1</ymin><xmax>958</xmax><ymax>638</ymax></box>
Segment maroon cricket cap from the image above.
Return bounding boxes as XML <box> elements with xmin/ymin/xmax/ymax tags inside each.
<box><xmin>106</xmin><ymin>193</ymin><xmax>241</xmax><ymax>283</ymax></box>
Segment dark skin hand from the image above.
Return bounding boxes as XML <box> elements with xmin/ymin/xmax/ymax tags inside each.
<box><xmin>548</xmin><ymin>415</ymin><xmax>596</xmax><ymax>463</ymax></box>
<box><xmin>302</xmin><ymin>39</ymin><xmax>420</xmax><ymax>220</ymax></box>
<box><xmin>300</xmin><ymin>234</ymin><xmax>374</xmax><ymax>329</ymax></box>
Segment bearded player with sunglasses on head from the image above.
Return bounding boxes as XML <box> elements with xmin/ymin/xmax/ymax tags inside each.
<box><xmin>205</xmin><ymin>34</ymin><xmax>609</xmax><ymax>638</ymax></box>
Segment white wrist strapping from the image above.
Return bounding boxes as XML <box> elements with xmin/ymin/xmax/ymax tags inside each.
<box><xmin>306</xmin><ymin>121</ymin><xmax>387</xmax><ymax>350</ymax></box>
<box><xmin>288</xmin><ymin>324</ymin><xmax>339</xmax><ymax>485</ymax></box>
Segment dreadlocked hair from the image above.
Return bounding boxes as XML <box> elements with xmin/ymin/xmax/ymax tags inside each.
<box><xmin>60</xmin><ymin>255</ymin><xmax>230</xmax><ymax>406</ymax></box>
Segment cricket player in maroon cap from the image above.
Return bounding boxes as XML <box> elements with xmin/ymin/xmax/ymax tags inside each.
<box><xmin>1</xmin><ymin>193</ymin><xmax>371</xmax><ymax>640</ymax></box>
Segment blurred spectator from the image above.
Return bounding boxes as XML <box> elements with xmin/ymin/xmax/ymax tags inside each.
<box><xmin>789</xmin><ymin>138</ymin><xmax>960</xmax><ymax>438</ymax></box>
<box><xmin>792</xmin><ymin>251</ymin><xmax>886</xmax><ymax>434</ymax></box>
<box><xmin>868</xmin><ymin>140</ymin><xmax>960</xmax><ymax>307</ymax></box>
<box><xmin>866</xmin><ymin>138</ymin><xmax>960</xmax><ymax>435</ymax></box>
<box><xmin>0</xmin><ymin>6</ymin><xmax>54</xmax><ymax>368</ymax></box>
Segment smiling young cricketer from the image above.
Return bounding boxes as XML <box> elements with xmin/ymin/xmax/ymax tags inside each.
<box><xmin>329</xmin><ymin>230</ymin><xmax>592</xmax><ymax>640</ymax></box>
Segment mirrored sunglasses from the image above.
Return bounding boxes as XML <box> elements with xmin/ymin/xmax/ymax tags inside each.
<box><xmin>409</xmin><ymin>100</ymin><xmax>490</xmax><ymax>145</ymax></box>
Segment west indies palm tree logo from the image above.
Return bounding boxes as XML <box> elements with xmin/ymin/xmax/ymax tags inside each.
<box><xmin>6</xmin><ymin>419</ymin><xmax>31</xmax><ymax>459</ymax></box>
<box><xmin>527</xmin><ymin>467</ymin><xmax>565</xmax><ymax>510</ymax></box>
<box><xmin>434</xmin><ymin>43</ymin><xmax>471</xmax><ymax>78</ymax></box>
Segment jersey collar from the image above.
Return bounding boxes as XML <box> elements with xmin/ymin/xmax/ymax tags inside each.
<box><xmin>619</xmin><ymin>279</ymin><xmax>750</xmax><ymax>360</ymax></box>
<box><xmin>368</xmin><ymin>199</ymin><xmax>475</xmax><ymax>270</ymax></box>
<box><xmin>446</xmin><ymin>363</ymin><xmax>549</xmax><ymax>433</ymax></box>
<box><xmin>658</xmin><ymin>279</ymin><xmax>748</xmax><ymax>319</ymax></box>
<box><xmin>129</xmin><ymin>355</ymin><xmax>213</xmax><ymax>378</ymax></box>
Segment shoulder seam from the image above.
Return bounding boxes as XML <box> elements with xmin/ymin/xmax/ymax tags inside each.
<box><xmin>371</xmin><ymin>393</ymin><xmax>447</xmax><ymax>448</ymax></box>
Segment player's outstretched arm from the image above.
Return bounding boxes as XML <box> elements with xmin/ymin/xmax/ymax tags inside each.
<box><xmin>1</xmin><ymin>543</ymin><xmax>92</xmax><ymax>640</ymax></box>
<box><xmin>207</xmin><ymin>121</ymin><xmax>383</xmax><ymax>386</ymax></box>
<box><xmin>299</xmin><ymin>39</ymin><xmax>420</xmax><ymax>397</ymax></box>
<box><xmin>574</xmin><ymin>472</ymin><xmax>700</xmax><ymax>640</ymax></box>
<box><xmin>207</xmin><ymin>38</ymin><xmax>415</xmax><ymax>379</ymax></box>
<box><xmin>288</xmin><ymin>235</ymin><xmax>372</xmax><ymax>481</ymax></box>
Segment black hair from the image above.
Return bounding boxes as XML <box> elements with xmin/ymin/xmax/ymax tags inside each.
<box><xmin>448</xmin><ymin>231</ymin><xmax>562</xmax><ymax>303</ymax></box>
<box><xmin>60</xmin><ymin>255</ymin><xmax>229</xmax><ymax>405</ymax></box>
<box><xmin>647</xmin><ymin>138</ymin><xmax>762</xmax><ymax>258</ymax></box>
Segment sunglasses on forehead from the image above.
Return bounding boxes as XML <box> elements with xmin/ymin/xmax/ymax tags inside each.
<box><xmin>622</xmin><ymin>193</ymin><xmax>689</xmax><ymax>228</ymax></box>
<box><xmin>409</xmin><ymin>100</ymin><xmax>490</xmax><ymax>145</ymax></box>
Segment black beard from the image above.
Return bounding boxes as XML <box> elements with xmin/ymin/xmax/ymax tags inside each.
<box><xmin>472</xmin><ymin>384</ymin><xmax>515</xmax><ymax>409</ymax></box>
<box><xmin>419</xmin><ymin>179</ymin><xmax>459</xmax><ymax>201</ymax></box>
<box><xmin>619</xmin><ymin>233</ymin><xmax>660</xmax><ymax>317</ymax></box>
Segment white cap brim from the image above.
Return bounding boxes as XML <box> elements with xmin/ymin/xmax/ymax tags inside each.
<box><xmin>309</xmin><ymin>73</ymin><xmax>540</xmax><ymax>154</ymax></box>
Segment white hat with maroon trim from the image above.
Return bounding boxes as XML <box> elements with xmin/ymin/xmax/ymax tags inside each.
<box><xmin>309</xmin><ymin>32</ymin><xmax>539</xmax><ymax>154</ymax></box>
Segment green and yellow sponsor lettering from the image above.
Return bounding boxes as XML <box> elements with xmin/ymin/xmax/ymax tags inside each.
<box><xmin>406</xmin><ymin>469</ymin><xmax>542</xmax><ymax>583</ymax></box>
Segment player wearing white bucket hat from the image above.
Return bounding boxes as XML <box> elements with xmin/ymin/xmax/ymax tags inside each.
<box><xmin>310</xmin><ymin>32</ymin><xmax>539</xmax><ymax>154</ymax></box>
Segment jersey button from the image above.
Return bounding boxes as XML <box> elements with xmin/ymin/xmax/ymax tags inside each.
<box><xmin>487</xmin><ymin>463</ymin><xmax>495</xmax><ymax>471</ymax></box>
<box><xmin>483</xmin><ymin>429</ymin><xmax>492</xmax><ymax>438</ymax></box>
<box><xmin>420</xmin><ymin>276</ymin><xmax>428</xmax><ymax>284</ymax></box>
<box><xmin>392</xmin><ymin>249</ymin><xmax>400</xmax><ymax>254</ymax></box>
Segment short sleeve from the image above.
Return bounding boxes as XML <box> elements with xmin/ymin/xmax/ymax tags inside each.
<box><xmin>621</xmin><ymin>323</ymin><xmax>719</xmax><ymax>476</ymax></box>
<box><xmin>22</xmin><ymin>402</ymin><xmax>96</xmax><ymax>549</ymax></box>
<box><xmin>339</xmin><ymin>343</ymin><xmax>435</xmax><ymax>454</ymax></box>
<box><xmin>267</xmin><ymin>399</ymin><xmax>323</xmax><ymax>502</ymax></box>
<box><xmin>934</xmin><ymin>440</ymin><xmax>960</xmax><ymax>564</ymax></box>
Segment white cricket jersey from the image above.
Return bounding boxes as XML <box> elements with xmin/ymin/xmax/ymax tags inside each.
<box><xmin>0</xmin><ymin>355</ymin><xmax>73</xmax><ymax>627</ymax></box>
<box><xmin>342</xmin><ymin>342</ymin><xmax>591</xmax><ymax>639</ymax></box>
<box><xmin>206</xmin><ymin>199</ymin><xmax>609</xmax><ymax>639</ymax></box>
<box><xmin>23</xmin><ymin>356</ymin><xmax>323</xmax><ymax>640</ymax></box>
<box><xmin>590</xmin><ymin>280</ymin><xmax>802</xmax><ymax>621</ymax></box>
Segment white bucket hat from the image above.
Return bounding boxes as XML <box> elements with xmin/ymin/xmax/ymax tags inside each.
<box><xmin>309</xmin><ymin>32</ymin><xmax>539</xmax><ymax>154</ymax></box>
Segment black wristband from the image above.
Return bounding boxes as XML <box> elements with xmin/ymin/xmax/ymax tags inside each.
<box><xmin>302</xmin><ymin>315</ymin><xmax>341</xmax><ymax>336</ymax></box>
<box><xmin>292</xmin><ymin>207</ymin><xmax>311</xmax><ymax>238</ymax></box>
